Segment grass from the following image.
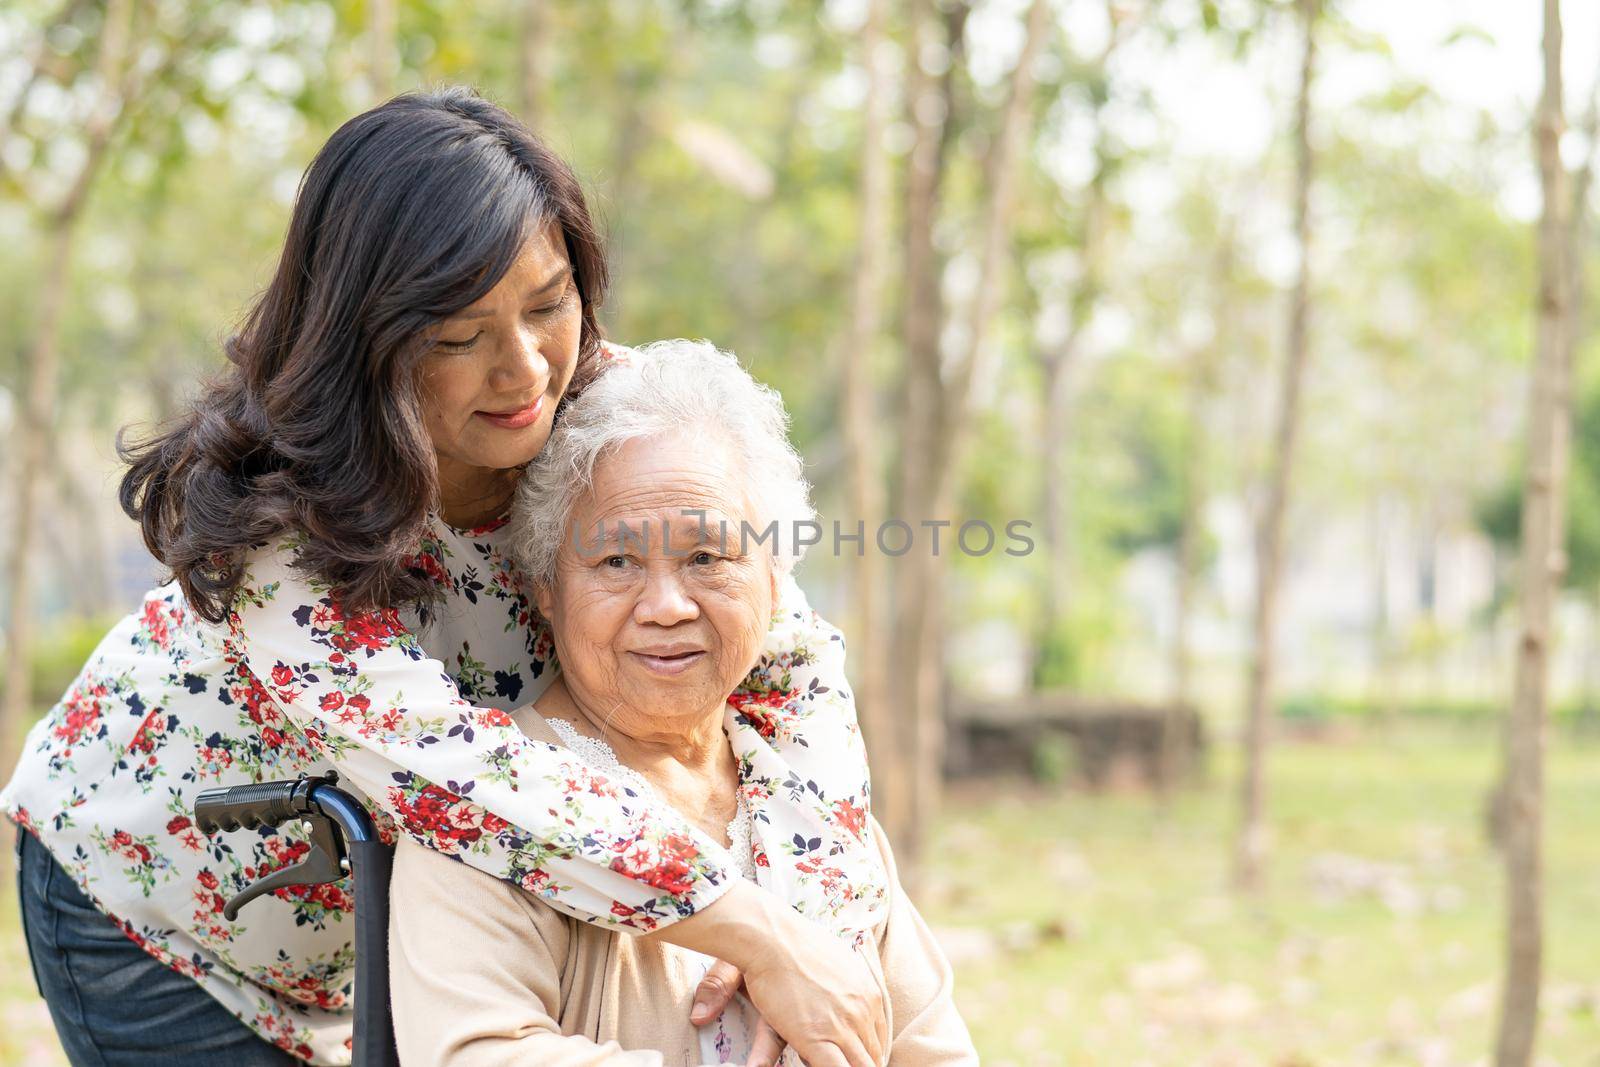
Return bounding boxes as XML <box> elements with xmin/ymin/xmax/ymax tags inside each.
<box><xmin>3</xmin><ymin>723</ymin><xmax>1597</xmax><ymax>1066</ymax></box>
<box><xmin>920</xmin><ymin>725</ymin><xmax>1600</xmax><ymax>1066</ymax></box>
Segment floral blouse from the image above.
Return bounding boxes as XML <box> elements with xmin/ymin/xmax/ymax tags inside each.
<box><xmin>2</xmin><ymin>518</ymin><xmax>883</xmax><ymax>1065</ymax></box>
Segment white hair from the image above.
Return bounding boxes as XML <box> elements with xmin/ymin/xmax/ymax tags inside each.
<box><xmin>512</xmin><ymin>339</ymin><xmax>816</xmax><ymax>586</ymax></box>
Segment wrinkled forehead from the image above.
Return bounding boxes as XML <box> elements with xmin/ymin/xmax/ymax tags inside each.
<box><xmin>567</xmin><ymin>431</ymin><xmax>760</xmax><ymax>551</ymax></box>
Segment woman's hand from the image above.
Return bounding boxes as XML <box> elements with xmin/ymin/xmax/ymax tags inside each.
<box><xmin>690</xmin><ymin>965</ymin><xmax>786</xmax><ymax>1067</ymax></box>
<box><xmin>647</xmin><ymin>880</ymin><xmax>888</xmax><ymax>1067</ymax></box>
<box><xmin>743</xmin><ymin>941</ymin><xmax>885</xmax><ymax>1067</ymax></box>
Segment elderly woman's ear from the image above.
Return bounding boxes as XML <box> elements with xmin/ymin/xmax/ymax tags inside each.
<box><xmin>534</xmin><ymin>580</ymin><xmax>555</xmax><ymax>623</ymax></box>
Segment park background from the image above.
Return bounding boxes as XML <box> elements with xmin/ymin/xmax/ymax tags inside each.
<box><xmin>2</xmin><ymin>0</ymin><xmax>1599</xmax><ymax>1064</ymax></box>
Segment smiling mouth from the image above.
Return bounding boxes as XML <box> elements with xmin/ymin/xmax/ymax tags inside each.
<box><xmin>628</xmin><ymin>649</ymin><xmax>708</xmax><ymax>676</ymax></box>
<box><xmin>476</xmin><ymin>396</ymin><xmax>545</xmax><ymax>430</ymax></box>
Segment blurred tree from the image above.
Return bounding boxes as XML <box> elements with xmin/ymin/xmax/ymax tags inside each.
<box><xmin>838</xmin><ymin>0</ymin><xmax>894</xmax><ymax>787</ymax></box>
<box><xmin>369</xmin><ymin>0</ymin><xmax>398</xmax><ymax>100</ymax></box>
<box><xmin>517</xmin><ymin>0</ymin><xmax>547</xmax><ymax>126</ymax></box>
<box><xmin>1495</xmin><ymin>1</ymin><xmax>1577</xmax><ymax>1062</ymax></box>
<box><xmin>1236</xmin><ymin>0</ymin><xmax>1319</xmax><ymax>893</ymax></box>
<box><xmin>1</xmin><ymin>0</ymin><xmax>138</xmax><ymax>893</ymax></box>
<box><xmin>1029</xmin><ymin>0</ymin><xmax>1126</xmax><ymax>687</ymax></box>
<box><xmin>887</xmin><ymin>0</ymin><xmax>1053</xmax><ymax>866</ymax></box>
<box><xmin>879</xmin><ymin>0</ymin><xmax>968</xmax><ymax>856</ymax></box>
<box><xmin>1165</xmin><ymin>215</ymin><xmax>1236</xmax><ymax>782</ymax></box>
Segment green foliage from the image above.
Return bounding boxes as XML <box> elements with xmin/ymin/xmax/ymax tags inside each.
<box><xmin>0</xmin><ymin>0</ymin><xmax>1573</xmax><ymax>724</ymax></box>
<box><xmin>1279</xmin><ymin>690</ymin><xmax>1600</xmax><ymax>730</ymax></box>
<box><xmin>1028</xmin><ymin>731</ymin><xmax>1073</xmax><ymax>785</ymax></box>
<box><xmin>0</xmin><ymin>615</ymin><xmax>117</xmax><ymax>720</ymax></box>
<box><xmin>1030</xmin><ymin>601</ymin><xmax>1120</xmax><ymax>691</ymax></box>
<box><xmin>1477</xmin><ymin>380</ymin><xmax>1600</xmax><ymax>593</ymax></box>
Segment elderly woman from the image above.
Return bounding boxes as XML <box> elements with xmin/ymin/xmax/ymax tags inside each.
<box><xmin>388</xmin><ymin>340</ymin><xmax>977</xmax><ymax>1066</ymax></box>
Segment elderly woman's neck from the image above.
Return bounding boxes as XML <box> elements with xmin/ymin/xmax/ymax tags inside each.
<box><xmin>544</xmin><ymin>678</ymin><xmax>732</xmax><ymax>771</ymax></box>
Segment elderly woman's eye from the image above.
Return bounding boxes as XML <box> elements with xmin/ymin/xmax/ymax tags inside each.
<box><xmin>602</xmin><ymin>555</ymin><xmax>629</xmax><ymax>569</ymax></box>
<box><xmin>691</xmin><ymin>551</ymin><xmax>719</xmax><ymax>566</ymax></box>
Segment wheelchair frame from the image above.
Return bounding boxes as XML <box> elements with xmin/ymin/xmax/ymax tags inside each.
<box><xmin>194</xmin><ymin>772</ymin><xmax>399</xmax><ymax>1067</ymax></box>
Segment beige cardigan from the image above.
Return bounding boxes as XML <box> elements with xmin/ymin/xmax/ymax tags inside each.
<box><xmin>388</xmin><ymin>715</ymin><xmax>978</xmax><ymax>1066</ymax></box>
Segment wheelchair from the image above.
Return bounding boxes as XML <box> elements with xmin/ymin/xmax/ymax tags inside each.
<box><xmin>194</xmin><ymin>772</ymin><xmax>400</xmax><ymax>1067</ymax></box>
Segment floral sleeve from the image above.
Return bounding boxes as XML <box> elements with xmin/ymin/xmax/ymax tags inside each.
<box><xmin>225</xmin><ymin>541</ymin><xmax>736</xmax><ymax>932</ymax></box>
<box><xmin>732</xmin><ymin>573</ymin><xmax>887</xmax><ymax>940</ymax></box>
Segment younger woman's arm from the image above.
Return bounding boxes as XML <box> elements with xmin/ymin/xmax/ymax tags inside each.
<box><xmin>228</xmin><ymin>543</ymin><xmax>735</xmax><ymax>931</ymax></box>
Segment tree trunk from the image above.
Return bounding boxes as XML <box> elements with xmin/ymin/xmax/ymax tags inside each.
<box><xmin>840</xmin><ymin>0</ymin><xmax>894</xmax><ymax>805</ymax></box>
<box><xmin>369</xmin><ymin>0</ymin><xmax>398</xmax><ymax>101</ymax></box>
<box><xmin>1034</xmin><ymin>4</ymin><xmax>1125</xmax><ymax>685</ymax></box>
<box><xmin>51</xmin><ymin>435</ymin><xmax>113</xmax><ymax>619</ymax></box>
<box><xmin>889</xmin><ymin>0</ymin><xmax>1050</xmax><ymax>872</ymax></box>
<box><xmin>0</xmin><ymin>0</ymin><xmax>135</xmax><ymax>899</ymax></box>
<box><xmin>602</xmin><ymin>76</ymin><xmax>650</xmax><ymax>318</ymax></box>
<box><xmin>1494</xmin><ymin>1</ymin><xmax>1571</xmax><ymax>1062</ymax></box>
<box><xmin>1033</xmin><ymin>177</ymin><xmax>1101</xmax><ymax>683</ymax></box>
<box><xmin>1165</xmin><ymin>233</ymin><xmax>1231</xmax><ymax>788</ymax></box>
<box><xmin>882</xmin><ymin>0</ymin><xmax>968</xmax><ymax>862</ymax></box>
<box><xmin>1</xmin><ymin>220</ymin><xmax>77</xmax><ymax>767</ymax></box>
<box><xmin>1367</xmin><ymin>493</ymin><xmax>1400</xmax><ymax>726</ymax></box>
<box><xmin>517</xmin><ymin>0</ymin><xmax>548</xmax><ymax>128</ymax></box>
<box><xmin>1235</xmin><ymin>0</ymin><xmax>1318</xmax><ymax>893</ymax></box>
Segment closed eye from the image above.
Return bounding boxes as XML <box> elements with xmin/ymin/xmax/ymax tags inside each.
<box><xmin>436</xmin><ymin>331</ymin><xmax>482</xmax><ymax>351</ymax></box>
<box><xmin>531</xmin><ymin>286</ymin><xmax>575</xmax><ymax>318</ymax></box>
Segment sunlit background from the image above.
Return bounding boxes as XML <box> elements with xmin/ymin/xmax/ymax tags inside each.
<box><xmin>3</xmin><ymin>1</ymin><xmax>1600</xmax><ymax>1064</ymax></box>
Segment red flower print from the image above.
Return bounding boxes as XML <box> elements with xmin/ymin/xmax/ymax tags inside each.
<box><xmin>54</xmin><ymin>699</ymin><xmax>102</xmax><ymax>745</ymax></box>
<box><xmin>831</xmin><ymin>798</ymin><xmax>866</xmax><ymax>840</ymax></box>
<box><xmin>728</xmin><ymin>687</ymin><xmax>798</xmax><ymax>740</ymax></box>
<box><xmin>129</xmin><ymin>709</ymin><xmax>167</xmax><ymax>754</ymax></box>
<box><xmin>141</xmin><ymin>599</ymin><xmax>171</xmax><ymax>646</ymax></box>
<box><xmin>387</xmin><ymin>782</ymin><xmax>490</xmax><ymax>854</ymax></box>
<box><xmin>270</xmin><ymin>665</ymin><xmax>293</xmax><ymax>688</ymax></box>
<box><xmin>477</xmin><ymin>707</ymin><xmax>513</xmax><ymax>729</ymax></box>
<box><xmin>319</xmin><ymin>692</ymin><xmax>344</xmax><ymax>712</ymax></box>
<box><xmin>611</xmin><ymin>831</ymin><xmax>700</xmax><ymax>898</ymax></box>
<box><xmin>408</xmin><ymin>550</ymin><xmax>449</xmax><ymax>586</ymax></box>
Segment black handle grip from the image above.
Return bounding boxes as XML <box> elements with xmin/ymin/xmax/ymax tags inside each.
<box><xmin>194</xmin><ymin>780</ymin><xmax>303</xmax><ymax>835</ymax></box>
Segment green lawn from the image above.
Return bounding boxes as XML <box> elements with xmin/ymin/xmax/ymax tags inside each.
<box><xmin>920</xmin><ymin>726</ymin><xmax>1600</xmax><ymax>1066</ymax></box>
<box><xmin>3</xmin><ymin>725</ymin><xmax>1597</xmax><ymax>1066</ymax></box>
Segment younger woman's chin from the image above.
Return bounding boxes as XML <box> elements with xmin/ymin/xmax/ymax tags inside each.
<box><xmin>470</xmin><ymin>427</ymin><xmax>556</xmax><ymax>470</ymax></box>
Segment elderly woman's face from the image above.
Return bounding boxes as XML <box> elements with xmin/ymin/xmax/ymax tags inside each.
<box><xmin>536</xmin><ymin>431</ymin><xmax>778</xmax><ymax>729</ymax></box>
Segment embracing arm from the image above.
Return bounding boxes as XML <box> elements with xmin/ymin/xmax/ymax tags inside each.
<box><xmin>233</xmin><ymin>547</ymin><xmax>886</xmax><ymax>1065</ymax></box>
<box><xmin>228</xmin><ymin>545</ymin><xmax>734</xmax><ymax>932</ymax></box>
<box><xmin>663</xmin><ymin>575</ymin><xmax>893</xmax><ymax>1067</ymax></box>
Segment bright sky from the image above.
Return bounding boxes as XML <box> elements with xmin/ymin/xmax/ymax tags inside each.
<box><xmin>1119</xmin><ymin>0</ymin><xmax>1600</xmax><ymax>221</ymax></box>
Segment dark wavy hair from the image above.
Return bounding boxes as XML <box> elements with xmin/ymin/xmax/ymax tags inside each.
<box><xmin>119</xmin><ymin>87</ymin><xmax>609</xmax><ymax>624</ymax></box>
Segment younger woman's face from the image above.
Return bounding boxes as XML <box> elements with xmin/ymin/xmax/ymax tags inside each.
<box><xmin>420</xmin><ymin>221</ymin><xmax>582</xmax><ymax>520</ymax></box>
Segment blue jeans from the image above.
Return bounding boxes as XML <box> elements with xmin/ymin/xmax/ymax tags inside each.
<box><xmin>15</xmin><ymin>827</ymin><xmax>299</xmax><ymax>1066</ymax></box>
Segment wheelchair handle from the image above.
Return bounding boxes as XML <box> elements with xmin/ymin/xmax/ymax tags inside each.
<box><xmin>195</xmin><ymin>771</ymin><xmax>358</xmax><ymax>920</ymax></box>
<box><xmin>194</xmin><ymin>776</ymin><xmax>318</xmax><ymax>835</ymax></box>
